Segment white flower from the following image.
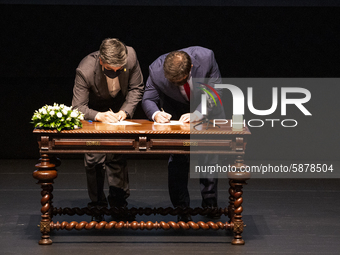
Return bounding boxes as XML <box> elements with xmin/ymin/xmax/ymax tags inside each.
<box><xmin>70</xmin><ymin>111</ymin><xmax>77</xmax><ymax>118</ymax></box>
<box><xmin>33</xmin><ymin>103</ymin><xmax>83</xmax><ymax>131</ymax></box>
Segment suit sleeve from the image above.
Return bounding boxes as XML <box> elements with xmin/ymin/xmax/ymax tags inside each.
<box><xmin>72</xmin><ymin>68</ymin><xmax>99</xmax><ymax>121</ymax></box>
<box><xmin>142</xmin><ymin>67</ymin><xmax>162</xmax><ymax>120</ymax></box>
<box><xmin>119</xmin><ymin>48</ymin><xmax>144</xmax><ymax>118</ymax></box>
<box><xmin>195</xmin><ymin>50</ymin><xmax>225</xmax><ymax>118</ymax></box>
<box><xmin>206</xmin><ymin>49</ymin><xmax>222</xmax><ymax>84</ymax></box>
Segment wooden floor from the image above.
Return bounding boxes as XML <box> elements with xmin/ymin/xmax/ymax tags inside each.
<box><xmin>0</xmin><ymin>159</ymin><xmax>339</xmax><ymax>254</ymax></box>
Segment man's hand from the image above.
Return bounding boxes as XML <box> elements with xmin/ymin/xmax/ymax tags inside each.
<box><xmin>95</xmin><ymin>111</ymin><xmax>120</xmax><ymax>123</ymax></box>
<box><xmin>116</xmin><ymin>110</ymin><xmax>127</xmax><ymax>121</ymax></box>
<box><xmin>179</xmin><ymin>113</ymin><xmax>190</xmax><ymax>123</ymax></box>
<box><xmin>179</xmin><ymin>112</ymin><xmax>201</xmax><ymax>123</ymax></box>
<box><xmin>155</xmin><ymin>111</ymin><xmax>172</xmax><ymax>123</ymax></box>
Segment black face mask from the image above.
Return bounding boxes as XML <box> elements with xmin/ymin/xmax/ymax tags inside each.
<box><xmin>103</xmin><ymin>68</ymin><xmax>123</xmax><ymax>79</ymax></box>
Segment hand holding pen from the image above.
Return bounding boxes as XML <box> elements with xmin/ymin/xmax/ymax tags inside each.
<box><xmin>95</xmin><ymin>109</ymin><xmax>119</xmax><ymax>123</ymax></box>
<box><xmin>110</xmin><ymin>109</ymin><xmax>128</xmax><ymax>122</ymax></box>
<box><xmin>154</xmin><ymin>108</ymin><xmax>172</xmax><ymax>123</ymax></box>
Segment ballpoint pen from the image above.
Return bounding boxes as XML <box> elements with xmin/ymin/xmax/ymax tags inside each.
<box><xmin>161</xmin><ymin>108</ymin><xmax>171</xmax><ymax>122</ymax></box>
<box><xmin>109</xmin><ymin>108</ymin><xmax>122</xmax><ymax>122</ymax></box>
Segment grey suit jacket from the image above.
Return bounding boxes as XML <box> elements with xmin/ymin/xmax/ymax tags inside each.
<box><xmin>72</xmin><ymin>46</ymin><xmax>144</xmax><ymax>120</ymax></box>
<box><xmin>142</xmin><ymin>46</ymin><xmax>224</xmax><ymax>120</ymax></box>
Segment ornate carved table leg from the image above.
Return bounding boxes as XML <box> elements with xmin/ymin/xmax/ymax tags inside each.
<box><xmin>228</xmin><ymin>154</ymin><xmax>250</xmax><ymax>245</ymax></box>
<box><xmin>228</xmin><ymin>179</ymin><xmax>235</xmax><ymax>222</ymax></box>
<box><xmin>33</xmin><ymin>153</ymin><xmax>58</xmax><ymax>245</ymax></box>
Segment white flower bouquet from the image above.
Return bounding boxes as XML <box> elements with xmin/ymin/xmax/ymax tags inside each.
<box><xmin>32</xmin><ymin>103</ymin><xmax>84</xmax><ymax>131</ymax></box>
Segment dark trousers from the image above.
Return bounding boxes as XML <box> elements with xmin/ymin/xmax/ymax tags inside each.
<box><xmin>162</xmin><ymin>95</ymin><xmax>218</xmax><ymax>208</ymax></box>
<box><xmin>168</xmin><ymin>154</ymin><xmax>218</xmax><ymax>208</ymax></box>
<box><xmin>84</xmin><ymin>153</ymin><xmax>130</xmax><ymax>208</ymax></box>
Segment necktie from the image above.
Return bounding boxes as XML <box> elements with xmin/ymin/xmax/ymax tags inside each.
<box><xmin>183</xmin><ymin>82</ymin><xmax>190</xmax><ymax>101</ymax></box>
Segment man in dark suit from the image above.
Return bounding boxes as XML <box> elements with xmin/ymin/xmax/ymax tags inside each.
<box><xmin>142</xmin><ymin>47</ymin><xmax>225</xmax><ymax>222</ymax></box>
<box><xmin>72</xmin><ymin>38</ymin><xmax>144</xmax><ymax>221</ymax></box>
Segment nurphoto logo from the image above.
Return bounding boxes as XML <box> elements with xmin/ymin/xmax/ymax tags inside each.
<box><xmin>200</xmin><ymin>83</ymin><xmax>312</xmax><ymax>128</ymax></box>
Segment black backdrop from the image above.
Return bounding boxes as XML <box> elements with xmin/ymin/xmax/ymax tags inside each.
<box><xmin>1</xmin><ymin>3</ymin><xmax>339</xmax><ymax>160</ymax></box>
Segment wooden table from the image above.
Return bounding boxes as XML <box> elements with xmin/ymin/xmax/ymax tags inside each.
<box><xmin>33</xmin><ymin>120</ymin><xmax>251</xmax><ymax>245</ymax></box>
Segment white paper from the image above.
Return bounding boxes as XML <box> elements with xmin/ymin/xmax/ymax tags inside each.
<box><xmin>107</xmin><ymin>120</ymin><xmax>141</xmax><ymax>125</ymax></box>
<box><xmin>153</xmin><ymin>121</ymin><xmax>184</xmax><ymax>125</ymax></box>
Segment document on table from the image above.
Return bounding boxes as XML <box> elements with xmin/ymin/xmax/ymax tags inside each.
<box><xmin>153</xmin><ymin>121</ymin><xmax>184</xmax><ymax>125</ymax></box>
<box><xmin>107</xmin><ymin>121</ymin><xmax>141</xmax><ymax>125</ymax></box>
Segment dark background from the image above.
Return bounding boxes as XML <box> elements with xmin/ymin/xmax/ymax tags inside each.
<box><xmin>1</xmin><ymin>1</ymin><xmax>339</xmax><ymax>160</ymax></box>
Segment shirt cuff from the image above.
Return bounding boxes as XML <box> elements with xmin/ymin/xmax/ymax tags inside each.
<box><xmin>94</xmin><ymin>112</ymin><xmax>99</xmax><ymax>121</ymax></box>
<box><xmin>193</xmin><ymin>110</ymin><xmax>203</xmax><ymax>121</ymax></box>
<box><xmin>152</xmin><ymin>111</ymin><xmax>161</xmax><ymax>121</ymax></box>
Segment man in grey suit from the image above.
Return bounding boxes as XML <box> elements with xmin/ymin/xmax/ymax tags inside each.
<box><xmin>142</xmin><ymin>47</ymin><xmax>225</xmax><ymax>222</ymax></box>
<box><xmin>72</xmin><ymin>38</ymin><xmax>144</xmax><ymax>221</ymax></box>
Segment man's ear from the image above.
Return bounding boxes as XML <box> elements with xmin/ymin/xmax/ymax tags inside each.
<box><xmin>99</xmin><ymin>57</ymin><xmax>103</xmax><ymax>66</ymax></box>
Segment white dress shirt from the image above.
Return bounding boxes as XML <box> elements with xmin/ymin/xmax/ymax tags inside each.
<box><xmin>152</xmin><ymin>74</ymin><xmax>202</xmax><ymax>121</ymax></box>
<box><xmin>106</xmin><ymin>76</ymin><xmax>121</xmax><ymax>98</ymax></box>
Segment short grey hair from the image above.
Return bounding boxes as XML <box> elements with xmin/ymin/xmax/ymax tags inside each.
<box><xmin>99</xmin><ymin>38</ymin><xmax>127</xmax><ymax>67</ymax></box>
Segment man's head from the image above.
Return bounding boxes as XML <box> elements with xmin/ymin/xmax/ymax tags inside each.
<box><xmin>99</xmin><ymin>38</ymin><xmax>127</xmax><ymax>68</ymax></box>
<box><xmin>163</xmin><ymin>51</ymin><xmax>192</xmax><ymax>86</ymax></box>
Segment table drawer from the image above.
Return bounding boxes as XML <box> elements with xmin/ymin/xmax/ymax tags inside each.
<box><xmin>53</xmin><ymin>139</ymin><xmax>135</xmax><ymax>149</ymax></box>
<box><xmin>149</xmin><ymin>139</ymin><xmax>232</xmax><ymax>150</ymax></box>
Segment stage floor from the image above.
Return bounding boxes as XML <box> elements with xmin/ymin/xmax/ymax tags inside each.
<box><xmin>0</xmin><ymin>159</ymin><xmax>339</xmax><ymax>254</ymax></box>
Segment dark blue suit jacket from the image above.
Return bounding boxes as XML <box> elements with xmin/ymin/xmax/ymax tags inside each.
<box><xmin>142</xmin><ymin>46</ymin><xmax>225</xmax><ymax>120</ymax></box>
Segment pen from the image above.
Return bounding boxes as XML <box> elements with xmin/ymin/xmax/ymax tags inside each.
<box><xmin>109</xmin><ymin>108</ymin><xmax>121</xmax><ymax>122</ymax></box>
<box><xmin>161</xmin><ymin>108</ymin><xmax>170</xmax><ymax>122</ymax></box>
